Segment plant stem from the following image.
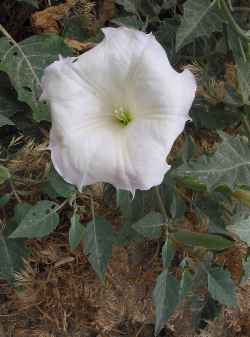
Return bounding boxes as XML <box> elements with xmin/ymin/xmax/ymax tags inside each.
<box><xmin>220</xmin><ymin>0</ymin><xmax>250</xmax><ymax>42</ymax></box>
<box><xmin>9</xmin><ymin>180</ymin><xmax>21</xmax><ymax>204</ymax></box>
<box><xmin>0</xmin><ymin>24</ymin><xmax>41</xmax><ymax>88</ymax></box>
<box><xmin>90</xmin><ymin>193</ymin><xmax>95</xmax><ymax>223</ymax></box>
<box><xmin>155</xmin><ymin>186</ymin><xmax>168</xmax><ymax>224</ymax></box>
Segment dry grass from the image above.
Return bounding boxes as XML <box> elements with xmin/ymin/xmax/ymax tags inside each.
<box><xmin>1</xmin><ymin>222</ymin><xmax>162</xmax><ymax>337</ymax></box>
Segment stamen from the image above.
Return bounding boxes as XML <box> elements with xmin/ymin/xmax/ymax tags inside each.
<box><xmin>113</xmin><ymin>106</ymin><xmax>133</xmax><ymax>127</ymax></box>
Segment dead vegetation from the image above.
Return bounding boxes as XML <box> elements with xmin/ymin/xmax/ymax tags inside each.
<box><xmin>1</xmin><ymin>1</ymin><xmax>250</xmax><ymax>337</ymax></box>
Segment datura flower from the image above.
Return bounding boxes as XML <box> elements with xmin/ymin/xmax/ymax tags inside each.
<box><xmin>40</xmin><ymin>27</ymin><xmax>196</xmax><ymax>195</ymax></box>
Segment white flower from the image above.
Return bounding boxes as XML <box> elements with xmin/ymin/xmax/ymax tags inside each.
<box><xmin>40</xmin><ymin>27</ymin><xmax>196</xmax><ymax>195</ymax></box>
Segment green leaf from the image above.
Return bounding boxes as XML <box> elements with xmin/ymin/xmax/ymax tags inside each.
<box><xmin>207</xmin><ymin>268</ymin><xmax>237</xmax><ymax>307</ymax></box>
<box><xmin>156</xmin><ymin>18</ymin><xmax>179</xmax><ymax>63</ymax></box>
<box><xmin>0</xmin><ymin>35</ymin><xmax>72</xmax><ymax>121</ymax></box>
<box><xmin>13</xmin><ymin>202</ymin><xmax>32</xmax><ymax>225</ymax></box>
<box><xmin>112</xmin><ymin>16</ymin><xmax>143</xmax><ymax>29</ymax></box>
<box><xmin>173</xmin><ymin>230</ymin><xmax>233</xmax><ymax>250</ymax></box>
<box><xmin>10</xmin><ymin>200</ymin><xmax>59</xmax><ymax>238</ymax></box>
<box><xmin>175</xmin><ymin>135</ymin><xmax>250</xmax><ymax>192</ymax></box>
<box><xmin>161</xmin><ymin>239</ymin><xmax>175</xmax><ymax>269</ymax></box>
<box><xmin>191</xmin><ymin>100</ymin><xmax>241</xmax><ymax>130</ymax></box>
<box><xmin>114</xmin><ymin>221</ymin><xmax>142</xmax><ymax>246</ymax></box>
<box><xmin>116</xmin><ymin>189</ymin><xmax>133</xmax><ymax>220</ymax></box>
<box><xmin>0</xmin><ymin>194</ymin><xmax>10</xmax><ymax>206</ymax></box>
<box><xmin>162</xmin><ymin>174</ymin><xmax>187</xmax><ymax>218</ymax></box>
<box><xmin>0</xmin><ymin>232</ymin><xmax>29</xmax><ymax>284</ymax></box>
<box><xmin>228</xmin><ymin>216</ymin><xmax>250</xmax><ymax>246</ymax></box>
<box><xmin>0</xmin><ymin>114</ymin><xmax>14</xmax><ymax>127</ymax></box>
<box><xmin>176</xmin><ymin>0</ymin><xmax>223</xmax><ymax>51</ymax></box>
<box><xmin>116</xmin><ymin>188</ymin><xmax>159</xmax><ymax>222</ymax></box>
<box><xmin>63</xmin><ymin>16</ymin><xmax>92</xmax><ymax>42</ymax></box>
<box><xmin>0</xmin><ymin>165</ymin><xmax>11</xmax><ymax>184</ymax></box>
<box><xmin>44</xmin><ymin>167</ymin><xmax>76</xmax><ymax>198</ymax></box>
<box><xmin>116</xmin><ymin>0</ymin><xmax>137</xmax><ymax>14</ymax></box>
<box><xmin>84</xmin><ymin>217</ymin><xmax>114</xmax><ymax>281</ymax></box>
<box><xmin>179</xmin><ymin>269</ymin><xmax>193</xmax><ymax>300</ymax></box>
<box><xmin>69</xmin><ymin>214</ymin><xmax>84</xmax><ymax>250</ymax></box>
<box><xmin>236</xmin><ymin>59</ymin><xmax>250</xmax><ymax>105</ymax></box>
<box><xmin>0</xmin><ymin>73</ymin><xmax>28</xmax><ymax>118</ymax></box>
<box><xmin>132</xmin><ymin>212</ymin><xmax>163</xmax><ymax>238</ymax></box>
<box><xmin>242</xmin><ymin>257</ymin><xmax>250</xmax><ymax>283</ymax></box>
<box><xmin>193</xmin><ymin>194</ymin><xmax>229</xmax><ymax>234</ymax></box>
<box><xmin>153</xmin><ymin>270</ymin><xmax>179</xmax><ymax>335</ymax></box>
<box><xmin>17</xmin><ymin>0</ymin><xmax>39</xmax><ymax>8</ymax></box>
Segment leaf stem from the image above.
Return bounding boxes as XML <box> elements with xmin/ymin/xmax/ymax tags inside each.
<box><xmin>0</xmin><ymin>24</ymin><xmax>41</xmax><ymax>88</ymax></box>
<box><xmin>90</xmin><ymin>193</ymin><xmax>95</xmax><ymax>223</ymax></box>
<box><xmin>155</xmin><ymin>186</ymin><xmax>168</xmax><ymax>225</ymax></box>
<box><xmin>9</xmin><ymin>180</ymin><xmax>21</xmax><ymax>204</ymax></box>
<box><xmin>220</xmin><ymin>0</ymin><xmax>250</xmax><ymax>42</ymax></box>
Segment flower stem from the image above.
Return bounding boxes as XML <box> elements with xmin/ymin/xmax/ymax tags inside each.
<box><xmin>220</xmin><ymin>0</ymin><xmax>250</xmax><ymax>42</ymax></box>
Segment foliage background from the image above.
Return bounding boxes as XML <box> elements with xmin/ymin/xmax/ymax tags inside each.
<box><xmin>1</xmin><ymin>0</ymin><xmax>250</xmax><ymax>336</ymax></box>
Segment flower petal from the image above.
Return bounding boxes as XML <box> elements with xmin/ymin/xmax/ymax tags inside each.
<box><xmin>50</xmin><ymin>124</ymin><xmax>136</xmax><ymax>192</ymax></box>
<box><xmin>49</xmin><ymin>127</ymin><xmax>83</xmax><ymax>187</ymax></box>
<box><xmin>69</xmin><ymin>27</ymin><xmax>152</xmax><ymax>107</ymax></box>
<box><xmin>124</xmin><ymin>117</ymin><xmax>187</xmax><ymax>191</ymax></box>
<box><xmin>41</xmin><ymin>27</ymin><xmax>196</xmax><ymax>193</ymax></box>
<box><xmin>126</xmin><ymin>33</ymin><xmax>197</xmax><ymax>120</ymax></box>
<box><xmin>50</xmin><ymin>115</ymin><xmax>184</xmax><ymax>194</ymax></box>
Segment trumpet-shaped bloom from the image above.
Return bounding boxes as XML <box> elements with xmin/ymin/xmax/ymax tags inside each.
<box><xmin>41</xmin><ymin>27</ymin><xmax>196</xmax><ymax>194</ymax></box>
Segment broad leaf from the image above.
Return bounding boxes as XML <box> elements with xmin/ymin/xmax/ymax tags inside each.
<box><xmin>112</xmin><ymin>16</ymin><xmax>143</xmax><ymax>29</ymax></box>
<box><xmin>162</xmin><ymin>173</ymin><xmax>186</xmax><ymax>219</ymax></box>
<box><xmin>44</xmin><ymin>167</ymin><xmax>76</xmax><ymax>198</ymax></box>
<box><xmin>236</xmin><ymin>59</ymin><xmax>250</xmax><ymax>105</ymax></box>
<box><xmin>179</xmin><ymin>269</ymin><xmax>193</xmax><ymax>300</ymax></box>
<box><xmin>228</xmin><ymin>216</ymin><xmax>250</xmax><ymax>246</ymax></box>
<box><xmin>10</xmin><ymin>200</ymin><xmax>60</xmax><ymax>238</ymax></box>
<box><xmin>114</xmin><ymin>221</ymin><xmax>142</xmax><ymax>246</ymax></box>
<box><xmin>161</xmin><ymin>239</ymin><xmax>175</xmax><ymax>269</ymax></box>
<box><xmin>153</xmin><ymin>270</ymin><xmax>179</xmax><ymax>335</ymax></box>
<box><xmin>173</xmin><ymin>230</ymin><xmax>233</xmax><ymax>250</ymax></box>
<box><xmin>84</xmin><ymin>217</ymin><xmax>114</xmax><ymax>281</ymax></box>
<box><xmin>176</xmin><ymin>0</ymin><xmax>223</xmax><ymax>51</ymax></box>
<box><xmin>175</xmin><ymin>135</ymin><xmax>250</xmax><ymax>192</ymax></box>
<box><xmin>207</xmin><ymin>268</ymin><xmax>237</xmax><ymax>307</ymax></box>
<box><xmin>115</xmin><ymin>0</ymin><xmax>137</xmax><ymax>14</ymax></box>
<box><xmin>13</xmin><ymin>202</ymin><xmax>32</xmax><ymax>225</ymax></box>
<box><xmin>17</xmin><ymin>0</ymin><xmax>39</xmax><ymax>7</ymax></box>
<box><xmin>156</xmin><ymin>18</ymin><xmax>179</xmax><ymax>62</ymax></box>
<box><xmin>0</xmin><ymin>73</ymin><xmax>28</xmax><ymax>118</ymax></box>
<box><xmin>194</xmin><ymin>194</ymin><xmax>229</xmax><ymax>234</ymax></box>
<box><xmin>0</xmin><ymin>114</ymin><xmax>14</xmax><ymax>128</ymax></box>
<box><xmin>0</xmin><ymin>232</ymin><xmax>29</xmax><ymax>284</ymax></box>
<box><xmin>132</xmin><ymin>212</ymin><xmax>163</xmax><ymax>238</ymax></box>
<box><xmin>0</xmin><ymin>165</ymin><xmax>11</xmax><ymax>184</ymax></box>
<box><xmin>0</xmin><ymin>35</ymin><xmax>72</xmax><ymax>121</ymax></box>
<box><xmin>69</xmin><ymin>214</ymin><xmax>84</xmax><ymax>250</ymax></box>
<box><xmin>227</xmin><ymin>26</ymin><xmax>250</xmax><ymax>105</ymax></box>
<box><xmin>0</xmin><ymin>194</ymin><xmax>10</xmax><ymax>206</ymax></box>
<box><xmin>191</xmin><ymin>100</ymin><xmax>241</xmax><ymax>130</ymax></box>
<box><xmin>242</xmin><ymin>257</ymin><xmax>250</xmax><ymax>283</ymax></box>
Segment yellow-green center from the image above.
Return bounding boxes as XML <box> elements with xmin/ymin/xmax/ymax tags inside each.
<box><xmin>113</xmin><ymin>107</ymin><xmax>133</xmax><ymax>127</ymax></box>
